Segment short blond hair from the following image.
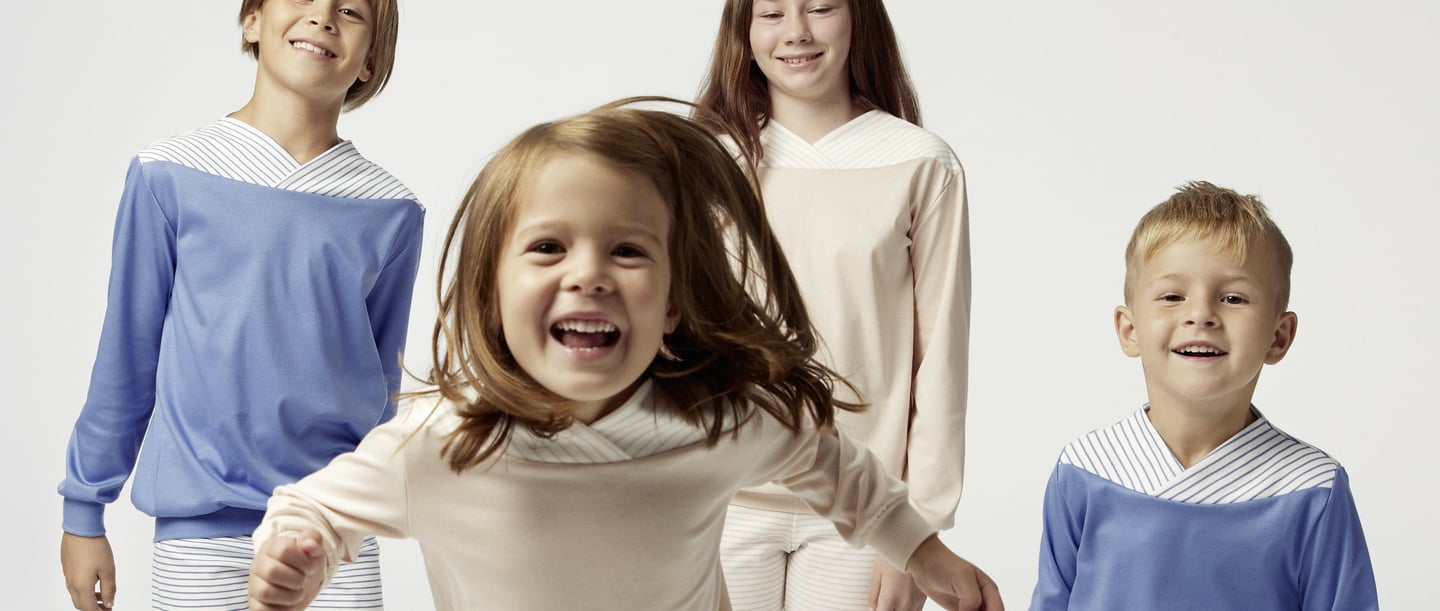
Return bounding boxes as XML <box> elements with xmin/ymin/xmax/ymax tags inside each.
<box><xmin>1124</xmin><ymin>181</ymin><xmax>1293</xmax><ymax>309</ymax></box>
<box><xmin>238</xmin><ymin>0</ymin><xmax>399</xmax><ymax>111</ymax></box>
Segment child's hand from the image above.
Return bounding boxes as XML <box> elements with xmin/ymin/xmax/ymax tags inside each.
<box><xmin>247</xmin><ymin>529</ymin><xmax>327</xmax><ymax>611</ymax></box>
<box><xmin>60</xmin><ymin>532</ymin><xmax>116</xmax><ymax>611</ymax></box>
<box><xmin>870</xmin><ymin>555</ymin><xmax>927</xmax><ymax>611</ymax></box>
<box><xmin>906</xmin><ymin>534</ymin><xmax>1004</xmax><ymax>611</ymax></box>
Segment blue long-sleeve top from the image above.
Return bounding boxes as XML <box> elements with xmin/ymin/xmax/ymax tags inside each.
<box><xmin>1029</xmin><ymin>407</ymin><xmax>1377</xmax><ymax>610</ymax></box>
<box><xmin>58</xmin><ymin>118</ymin><xmax>425</xmax><ymax>541</ymax></box>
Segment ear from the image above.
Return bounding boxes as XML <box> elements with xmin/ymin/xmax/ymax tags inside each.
<box><xmin>358</xmin><ymin>56</ymin><xmax>374</xmax><ymax>83</ymax></box>
<box><xmin>664</xmin><ymin>306</ymin><xmax>680</xmax><ymax>334</ymax></box>
<box><xmin>1264</xmin><ymin>311</ymin><xmax>1298</xmax><ymax>365</ymax></box>
<box><xmin>242</xmin><ymin>10</ymin><xmax>261</xmax><ymax>44</ymax></box>
<box><xmin>1114</xmin><ymin>305</ymin><xmax>1141</xmax><ymax>358</ymax></box>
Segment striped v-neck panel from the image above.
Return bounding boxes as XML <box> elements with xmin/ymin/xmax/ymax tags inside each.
<box><xmin>505</xmin><ymin>381</ymin><xmax>710</xmax><ymax>464</ymax></box>
<box><xmin>137</xmin><ymin>118</ymin><xmax>416</xmax><ymax>202</ymax></box>
<box><xmin>761</xmin><ymin>110</ymin><xmax>961</xmax><ymax>172</ymax></box>
<box><xmin>1061</xmin><ymin>407</ymin><xmax>1338</xmax><ymax>504</ymax></box>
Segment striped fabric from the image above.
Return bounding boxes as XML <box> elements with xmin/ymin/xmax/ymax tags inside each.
<box><xmin>138</xmin><ymin>118</ymin><xmax>417</xmax><ymax>202</ymax></box>
<box><xmin>760</xmin><ymin>110</ymin><xmax>961</xmax><ymax>172</ymax></box>
<box><xmin>721</xmin><ymin>505</ymin><xmax>877</xmax><ymax>611</ymax></box>
<box><xmin>152</xmin><ymin>535</ymin><xmax>382</xmax><ymax>610</ymax></box>
<box><xmin>1061</xmin><ymin>407</ymin><xmax>1338</xmax><ymax>504</ymax></box>
<box><xmin>505</xmin><ymin>381</ymin><xmax>716</xmax><ymax>464</ymax></box>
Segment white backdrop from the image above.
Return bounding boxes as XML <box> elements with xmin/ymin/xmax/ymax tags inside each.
<box><xmin>3</xmin><ymin>1</ymin><xmax>1435</xmax><ymax>608</ymax></box>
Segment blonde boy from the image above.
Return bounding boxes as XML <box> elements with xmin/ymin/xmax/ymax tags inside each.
<box><xmin>1029</xmin><ymin>182</ymin><xmax>1377</xmax><ymax>610</ymax></box>
<box><xmin>58</xmin><ymin>2</ymin><xmax>421</xmax><ymax>609</ymax></box>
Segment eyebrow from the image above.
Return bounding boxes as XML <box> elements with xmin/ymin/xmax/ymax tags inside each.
<box><xmin>511</xmin><ymin>219</ymin><xmax>665</xmax><ymax>245</ymax></box>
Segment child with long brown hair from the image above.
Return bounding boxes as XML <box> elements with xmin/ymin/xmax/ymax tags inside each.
<box><xmin>695</xmin><ymin>1</ymin><xmax>972</xmax><ymax>610</ymax></box>
<box><xmin>245</xmin><ymin>99</ymin><xmax>1002</xmax><ymax>610</ymax></box>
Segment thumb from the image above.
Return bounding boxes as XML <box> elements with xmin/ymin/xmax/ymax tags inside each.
<box><xmin>297</xmin><ymin>531</ymin><xmax>325</xmax><ymax>559</ymax></box>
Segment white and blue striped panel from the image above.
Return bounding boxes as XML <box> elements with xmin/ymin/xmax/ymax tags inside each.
<box><xmin>138</xmin><ymin>119</ymin><xmax>416</xmax><ymax>203</ymax></box>
<box><xmin>1062</xmin><ymin>408</ymin><xmax>1338</xmax><ymax>504</ymax></box>
<box><xmin>1061</xmin><ymin>408</ymin><xmax>1181</xmax><ymax>496</ymax></box>
<box><xmin>152</xmin><ymin>535</ymin><xmax>382</xmax><ymax>610</ymax></box>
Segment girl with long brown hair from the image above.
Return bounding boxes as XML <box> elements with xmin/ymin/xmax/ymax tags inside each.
<box><xmin>695</xmin><ymin>2</ymin><xmax>973</xmax><ymax>609</ymax></box>
<box><xmin>245</xmin><ymin>99</ymin><xmax>1000</xmax><ymax>610</ymax></box>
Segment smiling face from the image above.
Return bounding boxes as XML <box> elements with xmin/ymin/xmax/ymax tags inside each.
<box><xmin>749</xmin><ymin>0</ymin><xmax>854</xmax><ymax>108</ymax></box>
<box><xmin>496</xmin><ymin>152</ymin><xmax>678</xmax><ymax>423</ymax></box>
<box><xmin>242</xmin><ymin>0</ymin><xmax>375</xmax><ymax>107</ymax></box>
<box><xmin>1116</xmin><ymin>236</ymin><xmax>1297</xmax><ymax>418</ymax></box>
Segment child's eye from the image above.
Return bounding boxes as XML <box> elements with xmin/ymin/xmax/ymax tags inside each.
<box><xmin>809</xmin><ymin>6</ymin><xmax>834</xmax><ymax>15</ymax></box>
<box><xmin>756</xmin><ymin>11</ymin><xmax>783</xmax><ymax>20</ymax></box>
<box><xmin>1221</xmin><ymin>294</ymin><xmax>1248</xmax><ymax>305</ymax></box>
<box><xmin>613</xmin><ymin>244</ymin><xmax>649</xmax><ymax>259</ymax></box>
<box><xmin>527</xmin><ymin>241</ymin><xmax>565</xmax><ymax>255</ymax></box>
<box><xmin>339</xmin><ymin>7</ymin><xmax>365</xmax><ymax>20</ymax></box>
<box><xmin>1159</xmin><ymin>293</ymin><xmax>1184</xmax><ymax>302</ymax></box>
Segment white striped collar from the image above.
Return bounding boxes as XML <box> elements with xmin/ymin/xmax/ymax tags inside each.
<box><xmin>1061</xmin><ymin>406</ymin><xmax>1338</xmax><ymax>504</ymax></box>
<box><xmin>137</xmin><ymin>118</ymin><xmax>416</xmax><ymax>202</ymax></box>
<box><xmin>506</xmin><ymin>381</ymin><xmax>709</xmax><ymax>464</ymax></box>
<box><xmin>760</xmin><ymin>110</ymin><xmax>960</xmax><ymax>172</ymax></box>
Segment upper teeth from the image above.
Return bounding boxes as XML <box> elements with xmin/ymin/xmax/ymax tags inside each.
<box><xmin>555</xmin><ymin>320</ymin><xmax>617</xmax><ymax>333</ymax></box>
<box><xmin>783</xmin><ymin>54</ymin><xmax>818</xmax><ymax>64</ymax></box>
<box><xmin>293</xmin><ymin>41</ymin><xmax>332</xmax><ymax>57</ymax></box>
<box><xmin>1178</xmin><ymin>346</ymin><xmax>1220</xmax><ymax>354</ymax></box>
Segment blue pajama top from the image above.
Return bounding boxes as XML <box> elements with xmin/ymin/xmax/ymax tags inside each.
<box><xmin>1030</xmin><ymin>407</ymin><xmax>1378</xmax><ymax>611</ymax></box>
<box><xmin>58</xmin><ymin>118</ymin><xmax>425</xmax><ymax>541</ymax></box>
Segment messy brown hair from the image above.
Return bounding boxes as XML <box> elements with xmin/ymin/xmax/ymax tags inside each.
<box><xmin>238</xmin><ymin>0</ymin><xmax>399</xmax><ymax>111</ymax></box>
<box><xmin>1124</xmin><ymin>181</ymin><xmax>1294</xmax><ymax>309</ymax></box>
<box><xmin>694</xmin><ymin>0</ymin><xmax>921</xmax><ymax>156</ymax></box>
<box><xmin>422</xmin><ymin>97</ymin><xmax>860</xmax><ymax>473</ymax></box>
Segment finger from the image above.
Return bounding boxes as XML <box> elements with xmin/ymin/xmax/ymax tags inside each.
<box><xmin>979</xmin><ymin>572</ymin><xmax>1005</xmax><ymax>611</ymax></box>
<box><xmin>868</xmin><ymin>563</ymin><xmax>882</xmax><ymax>610</ymax></box>
<box><xmin>98</xmin><ymin>568</ymin><xmax>117</xmax><ymax>609</ymax></box>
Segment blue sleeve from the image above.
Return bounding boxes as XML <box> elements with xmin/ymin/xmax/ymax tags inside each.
<box><xmin>58</xmin><ymin>158</ymin><xmax>177</xmax><ymax>536</ymax></box>
<box><xmin>365</xmin><ymin>203</ymin><xmax>423</xmax><ymax>420</ymax></box>
<box><xmin>1030</xmin><ymin>464</ymin><xmax>1079</xmax><ymax>611</ymax></box>
<box><xmin>1300</xmin><ymin>467</ymin><xmax>1378</xmax><ymax>611</ymax></box>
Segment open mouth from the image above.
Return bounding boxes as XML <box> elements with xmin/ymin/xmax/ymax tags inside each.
<box><xmin>291</xmin><ymin>40</ymin><xmax>336</xmax><ymax>58</ymax></box>
<box><xmin>551</xmin><ymin>319</ymin><xmax>620</xmax><ymax>351</ymax></box>
<box><xmin>1172</xmin><ymin>345</ymin><xmax>1227</xmax><ymax>358</ymax></box>
<box><xmin>781</xmin><ymin>52</ymin><xmax>822</xmax><ymax>65</ymax></box>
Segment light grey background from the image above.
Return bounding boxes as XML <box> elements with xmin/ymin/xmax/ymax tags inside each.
<box><xmin>3</xmin><ymin>1</ymin><xmax>1435</xmax><ymax>608</ymax></box>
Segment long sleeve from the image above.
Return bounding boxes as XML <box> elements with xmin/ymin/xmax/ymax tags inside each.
<box><xmin>1029</xmin><ymin>466</ymin><xmax>1078</xmax><ymax>611</ymax></box>
<box><xmin>365</xmin><ymin>204</ymin><xmax>424</xmax><ymax>419</ymax></box>
<box><xmin>758</xmin><ymin>420</ymin><xmax>936</xmax><ymax>570</ymax></box>
<box><xmin>253</xmin><ymin>401</ymin><xmax>422</xmax><ymax>579</ymax></box>
<box><xmin>1300</xmin><ymin>468</ymin><xmax>1378</xmax><ymax>611</ymax></box>
<box><xmin>59</xmin><ymin>158</ymin><xmax>177</xmax><ymax>536</ymax></box>
<box><xmin>904</xmin><ymin>163</ymin><xmax>970</xmax><ymax>529</ymax></box>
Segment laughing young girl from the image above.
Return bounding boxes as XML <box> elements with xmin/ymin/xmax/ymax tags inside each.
<box><xmin>245</xmin><ymin>99</ymin><xmax>1001</xmax><ymax>611</ymax></box>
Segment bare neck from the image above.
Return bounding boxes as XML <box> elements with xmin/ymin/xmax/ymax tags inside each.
<box><xmin>230</xmin><ymin>88</ymin><xmax>344</xmax><ymax>165</ymax></box>
<box><xmin>1145</xmin><ymin>401</ymin><xmax>1256</xmax><ymax>469</ymax></box>
<box><xmin>768</xmin><ymin>91</ymin><xmax>864</xmax><ymax>144</ymax></box>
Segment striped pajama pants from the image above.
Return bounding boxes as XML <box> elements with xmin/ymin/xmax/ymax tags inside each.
<box><xmin>721</xmin><ymin>505</ymin><xmax>877</xmax><ymax>610</ymax></box>
<box><xmin>151</xmin><ymin>535</ymin><xmax>382</xmax><ymax>610</ymax></box>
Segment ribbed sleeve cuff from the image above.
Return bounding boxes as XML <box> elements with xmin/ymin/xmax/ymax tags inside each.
<box><xmin>867</xmin><ymin>500</ymin><xmax>938</xmax><ymax>571</ymax></box>
<box><xmin>62</xmin><ymin>499</ymin><xmax>107</xmax><ymax>537</ymax></box>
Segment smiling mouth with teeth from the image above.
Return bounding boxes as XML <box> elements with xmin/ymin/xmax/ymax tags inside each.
<box><xmin>782</xmin><ymin>53</ymin><xmax>821</xmax><ymax>65</ymax></box>
<box><xmin>292</xmin><ymin>41</ymin><xmax>336</xmax><ymax>58</ymax></box>
<box><xmin>551</xmin><ymin>320</ymin><xmax>621</xmax><ymax>350</ymax></box>
<box><xmin>1173</xmin><ymin>346</ymin><xmax>1227</xmax><ymax>357</ymax></box>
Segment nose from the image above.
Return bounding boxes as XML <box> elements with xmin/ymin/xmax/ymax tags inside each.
<box><xmin>308</xmin><ymin>4</ymin><xmax>336</xmax><ymax>32</ymax></box>
<box><xmin>563</xmin><ymin>251</ymin><xmax>613</xmax><ymax>295</ymax></box>
<box><xmin>783</xmin><ymin>15</ymin><xmax>812</xmax><ymax>44</ymax></box>
<box><xmin>1184</xmin><ymin>299</ymin><xmax>1219</xmax><ymax>328</ymax></box>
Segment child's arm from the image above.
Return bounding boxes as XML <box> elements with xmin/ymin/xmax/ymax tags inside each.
<box><xmin>249</xmin><ymin>401</ymin><xmax>425</xmax><ymax>600</ymax></box>
<box><xmin>248</xmin><ymin>530</ymin><xmax>327</xmax><ymax>611</ymax></box>
<box><xmin>1036</xmin><ymin>464</ymin><xmax>1082</xmax><ymax>608</ymax></box>
<box><xmin>60</xmin><ymin>533</ymin><xmax>115</xmax><ymax>611</ymax></box>
<box><xmin>59</xmin><ymin>158</ymin><xmax>177</xmax><ymax>607</ymax></box>
<box><xmin>906</xmin><ymin>534</ymin><xmax>1005</xmax><ymax>610</ymax></box>
<box><xmin>1029</xmin><ymin>465</ymin><xmax>1078</xmax><ymax>611</ymax></box>
<box><xmin>1300</xmin><ymin>467</ymin><xmax>1378</xmax><ymax>611</ymax></box>
<box><xmin>364</xmin><ymin>206</ymin><xmax>424</xmax><ymax>418</ymax></box>
<box><xmin>761</xmin><ymin>421</ymin><xmax>1003</xmax><ymax>610</ymax></box>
